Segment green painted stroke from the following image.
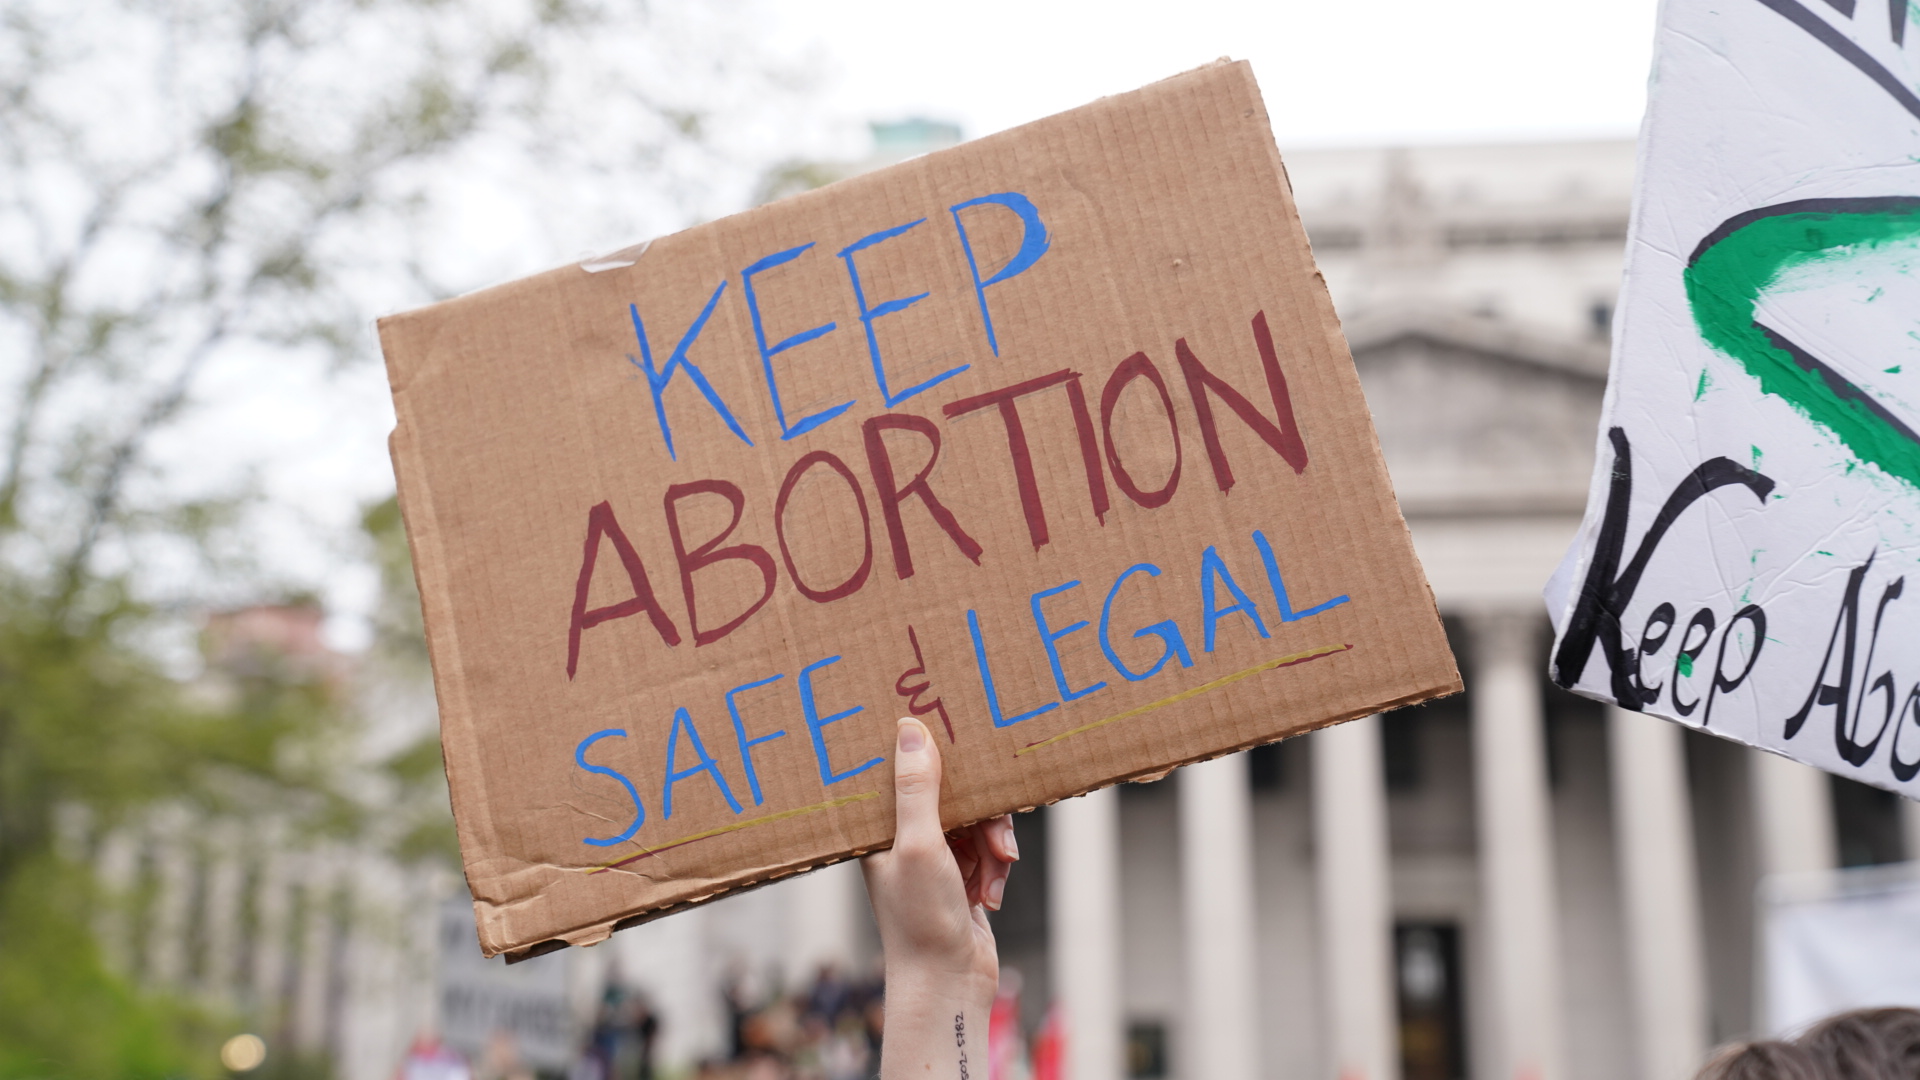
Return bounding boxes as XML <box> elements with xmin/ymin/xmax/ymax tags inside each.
<box><xmin>1685</xmin><ymin>197</ymin><xmax>1920</xmax><ymax>487</ymax></box>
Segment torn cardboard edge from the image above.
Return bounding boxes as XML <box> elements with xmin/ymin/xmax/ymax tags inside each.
<box><xmin>499</xmin><ymin>681</ymin><xmax>1448</xmax><ymax>963</ymax></box>
<box><xmin>579</xmin><ymin>238</ymin><xmax>652</xmax><ymax>274</ymax></box>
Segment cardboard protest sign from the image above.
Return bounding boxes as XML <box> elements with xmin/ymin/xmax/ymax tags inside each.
<box><xmin>1548</xmin><ymin>3</ymin><xmax>1920</xmax><ymax>791</ymax></box>
<box><xmin>380</xmin><ymin>60</ymin><xmax>1458</xmax><ymax>960</ymax></box>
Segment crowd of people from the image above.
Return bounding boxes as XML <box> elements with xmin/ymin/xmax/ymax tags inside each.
<box><xmin>697</xmin><ymin>967</ymin><xmax>1057</xmax><ymax>1080</ymax></box>
<box><xmin>499</xmin><ymin>968</ymin><xmax>885</xmax><ymax>1080</ymax></box>
<box><xmin>686</xmin><ymin>967</ymin><xmax>888</xmax><ymax>1080</ymax></box>
<box><xmin>423</xmin><ymin>720</ymin><xmax>1920</xmax><ymax>1080</ymax></box>
<box><xmin>577</xmin><ymin>984</ymin><xmax>1920</xmax><ymax>1080</ymax></box>
<box><xmin>567</xmin><ymin>964</ymin><xmax>1055</xmax><ymax>1080</ymax></box>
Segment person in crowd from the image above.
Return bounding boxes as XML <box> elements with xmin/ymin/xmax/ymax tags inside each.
<box><xmin>860</xmin><ymin>716</ymin><xmax>1019</xmax><ymax>1080</ymax></box>
<box><xmin>1698</xmin><ymin>1007</ymin><xmax>1920</xmax><ymax>1080</ymax></box>
<box><xmin>584</xmin><ymin>985</ymin><xmax>661</xmax><ymax>1080</ymax></box>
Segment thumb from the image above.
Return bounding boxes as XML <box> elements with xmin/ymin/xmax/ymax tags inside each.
<box><xmin>891</xmin><ymin>717</ymin><xmax>944</xmax><ymax>844</ymax></box>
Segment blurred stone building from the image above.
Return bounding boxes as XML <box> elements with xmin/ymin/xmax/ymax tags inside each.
<box><xmin>1039</xmin><ymin>139</ymin><xmax>1920</xmax><ymax>1080</ymax></box>
<box><xmin>611</xmin><ymin>134</ymin><xmax>1920</xmax><ymax>1080</ymax></box>
<box><xmin>95</xmin><ymin>599</ymin><xmax>469</xmax><ymax>1080</ymax></box>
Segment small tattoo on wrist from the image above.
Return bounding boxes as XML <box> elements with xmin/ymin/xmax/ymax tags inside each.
<box><xmin>955</xmin><ymin>1013</ymin><xmax>969</xmax><ymax>1080</ymax></box>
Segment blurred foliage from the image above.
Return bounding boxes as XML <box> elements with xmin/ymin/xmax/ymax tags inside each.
<box><xmin>0</xmin><ymin>0</ymin><xmax>802</xmax><ymax>1069</ymax></box>
<box><xmin>363</xmin><ymin>496</ymin><xmax>460</xmax><ymax>866</ymax></box>
<box><xmin>363</xmin><ymin>496</ymin><xmax>428</xmax><ymax>671</ymax></box>
<box><xmin>0</xmin><ymin>854</ymin><xmax>223</xmax><ymax>1080</ymax></box>
<box><xmin>0</xmin><ymin>584</ymin><xmax>345</xmax><ymax>877</ymax></box>
<box><xmin>0</xmin><ymin>0</ymin><xmax>795</xmax><ymax>1070</ymax></box>
<box><xmin>0</xmin><ymin>0</ymin><xmax>781</xmax><ymax>609</ymax></box>
<box><xmin>0</xmin><ymin>571</ymin><xmax>345</xmax><ymax>1077</ymax></box>
<box><xmin>754</xmin><ymin>160</ymin><xmax>855</xmax><ymax>206</ymax></box>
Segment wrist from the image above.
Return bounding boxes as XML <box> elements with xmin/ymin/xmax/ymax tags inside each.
<box><xmin>883</xmin><ymin>964</ymin><xmax>997</xmax><ymax>1014</ymax></box>
<box><xmin>874</xmin><ymin>922</ymin><xmax>997</xmax><ymax>996</ymax></box>
<box><xmin>878</xmin><ymin>971</ymin><xmax>996</xmax><ymax>1080</ymax></box>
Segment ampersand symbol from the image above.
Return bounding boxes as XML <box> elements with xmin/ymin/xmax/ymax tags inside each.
<box><xmin>895</xmin><ymin>625</ymin><xmax>956</xmax><ymax>743</ymax></box>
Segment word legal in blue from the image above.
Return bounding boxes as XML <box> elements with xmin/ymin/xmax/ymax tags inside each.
<box><xmin>967</xmin><ymin>530</ymin><xmax>1347</xmax><ymax>728</ymax></box>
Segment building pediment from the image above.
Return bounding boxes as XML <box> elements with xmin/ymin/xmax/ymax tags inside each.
<box><xmin>1344</xmin><ymin>311</ymin><xmax>1611</xmax><ymax>381</ymax></box>
<box><xmin>1343</xmin><ymin>311</ymin><xmax>1608</xmax><ymax>516</ymax></box>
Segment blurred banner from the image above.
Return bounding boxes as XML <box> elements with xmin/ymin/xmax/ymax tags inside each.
<box><xmin>439</xmin><ymin>898</ymin><xmax>577</xmax><ymax>1070</ymax></box>
<box><xmin>1763</xmin><ymin>862</ymin><xmax>1920</xmax><ymax>1034</ymax></box>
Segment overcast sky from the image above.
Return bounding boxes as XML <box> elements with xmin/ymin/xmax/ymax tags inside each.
<box><xmin>771</xmin><ymin>0</ymin><xmax>1663</xmax><ymax>148</ymax></box>
<box><xmin>293</xmin><ymin>0</ymin><xmax>1664</xmax><ymax>648</ymax></box>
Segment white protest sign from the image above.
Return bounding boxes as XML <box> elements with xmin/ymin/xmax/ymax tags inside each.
<box><xmin>437</xmin><ymin>899</ymin><xmax>576</xmax><ymax>1069</ymax></box>
<box><xmin>1548</xmin><ymin>0</ymin><xmax>1920</xmax><ymax>793</ymax></box>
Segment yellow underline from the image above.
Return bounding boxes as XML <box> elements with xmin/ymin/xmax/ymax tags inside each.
<box><xmin>587</xmin><ymin>792</ymin><xmax>880</xmax><ymax>874</ymax></box>
<box><xmin>1013</xmin><ymin>642</ymin><xmax>1354</xmax><ymax>757</ymax></box>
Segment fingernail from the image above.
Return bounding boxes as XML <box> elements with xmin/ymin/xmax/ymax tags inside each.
<box><xmin>988</xmin><ymin>876</ymin><xmax>1006</xmax><ymax>910</ymax></box>
<box><xmin>1004</xmin><ymin>824</ymin><xmax>1019</xmax><ymax>861</ymax></box>
<box><xmin>898</xmin><ymin>719</ymin><xmax>926</xmax><ymax>753</ymax></box>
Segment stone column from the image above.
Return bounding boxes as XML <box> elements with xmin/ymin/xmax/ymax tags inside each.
<box><xmin>145</xmin><ymin>812</ymin><xmax>193</xmax><ymax>988</ymax></box>
<box><xmin>1750</xmin><ymin>750</ymin><xmax>1837</xmax><ymax>877</ymax></box>
<box><xmin>1608</xmin><ymin>707</ymin><xmax>1708</xmax><ymax>1080</ymax></box>
<box><xmin>290</xmin><ymin>853</ymin><xmax>336</xmax><ymax>1053</ymax></box>
<box><xmin>1313</xmin><ymin>717</ymin><xmax>1400</xmax><ymax>1080</ymax></box>
<box><xmin>1469</xmin><ymin>612</ymin><xmax>1568</xmax><ymax>1080</ymax></box>
<box><xmin>335</xmin><ymin>854</ymin><xmax>393</xmax><ymax>1080</ymax></box>
<box><xmin>1180</xmin><ymin>754</ymin><xmax>1261</xmax><ymax>1080</ymax></box>
<box><xmin>1049</xmin><ymin>788</ymin><xmax>1124</xmax><ymax>1080</ymax></box>
<box><xmin>201</xmin><ymin>845</ymin><xmax>246</xmax><ymax>1002</ymax></box>
<box><xmin>251</xmin><ymin>849</ymin><xmax>292</xmax><ymax>1022</ymax></box>
<box><xmin>784</xmin><ymin>859</ymin><xmax>865</xmax><ymax>990</ymax></box>
<box><xmin>94</xmin><ymin>828</ymin><xmax>140</xmax><ymax>974</ymax></box>
<box><xmin>618</xmin><ymin>902</ymin><xmax>726</xmax><ymax>1069</ymax></box>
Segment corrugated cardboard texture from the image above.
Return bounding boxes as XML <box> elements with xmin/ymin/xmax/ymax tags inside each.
<box><xmin>380</xmin><ymin>60</ymin><xmax>1459</xmax><ymax>960</ymax></box>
